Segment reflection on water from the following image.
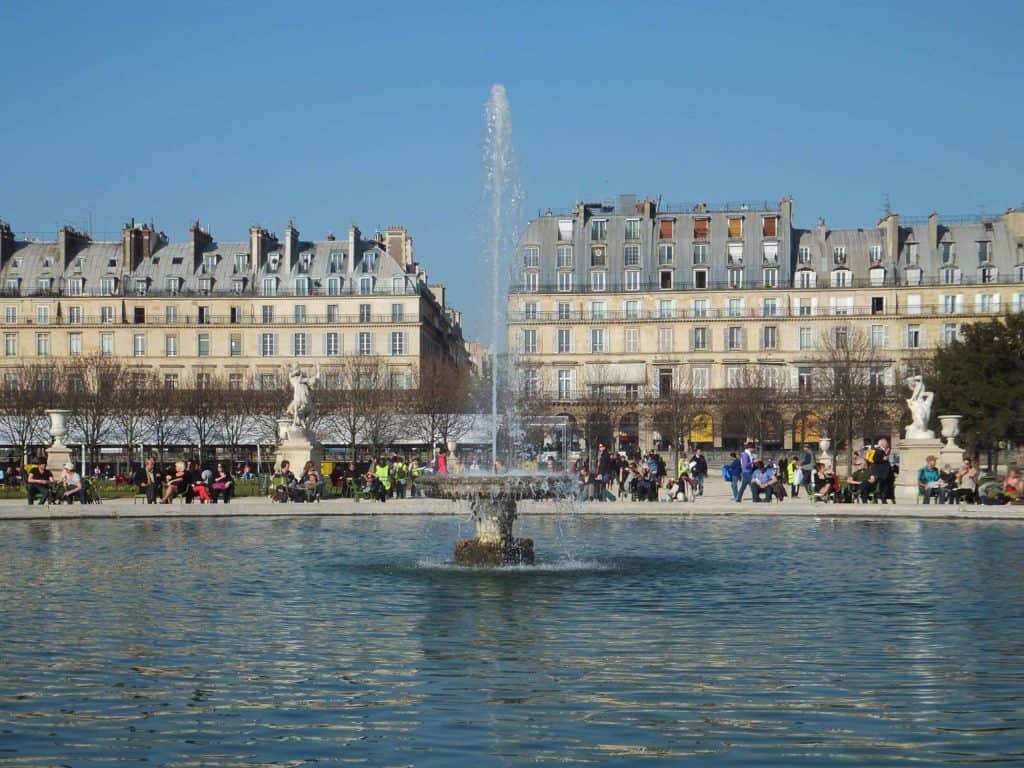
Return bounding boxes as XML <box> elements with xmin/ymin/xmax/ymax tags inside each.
<box><xmin>2</xmin><ymin>516</ymin><xmax>1024</xmax><ymax>765</ymax></box>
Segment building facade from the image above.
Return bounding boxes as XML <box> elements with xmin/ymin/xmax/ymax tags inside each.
<box><xmin>509</xmin><ymin>196</ymin><xmax>1024</xmax><ymax>452</ymax></box>
<box><xmin>0</xmin><ymin>219</ymin><xmax>467</xmax><ymax>391</ymax></box>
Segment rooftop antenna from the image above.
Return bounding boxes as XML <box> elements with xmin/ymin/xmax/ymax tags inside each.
<box><xmin>882</xmin><ymin>193</ymin><xmax>891</xmax><ymax>216</ymax></box>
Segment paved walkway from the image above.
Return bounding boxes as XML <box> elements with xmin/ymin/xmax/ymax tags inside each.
<box><xmin>1</xmin><ymin>479</ymin><xmax>1021</xmax><ymax>521</ymax></box>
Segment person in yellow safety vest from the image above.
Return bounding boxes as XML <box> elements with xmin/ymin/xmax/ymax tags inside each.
<box><xmin>393</xmin><ymin>455</ymin><xmax>408</xmax><ymax>499</ymax></box>
<box><xmin>409</xmin><ymin>457</ymin><xmax>423</xmax><ymax>497</ymax></box>
<box><xmin>374</xmin><ymin>457</ymin><xmax>392</xmax><ymax>498</ymax></box>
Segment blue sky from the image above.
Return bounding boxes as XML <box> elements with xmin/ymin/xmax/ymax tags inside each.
<box><xmin>2</xmin><ymin>0</ymin><xmax>1022</xmax><ymax>340</ymax></box>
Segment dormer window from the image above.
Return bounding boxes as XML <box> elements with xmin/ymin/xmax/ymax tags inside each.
<box><xmin>295</xmin><ymin>277</ymin><xmax>310</xmax><ymax>296</ymax></box>
<box><xmin>328</xmin><ymin>250</ymin><xmax>344</xmax><ymax>273</ymax></box>
<box><xmin>262</xmin><ymin>276</ymin><xmax>278</xmax><ymax>296</ymax></box>
<box><xmin>298</xmin><ymin>252</ymin><xmax>313</xmax><ymax>273</ymax></box>
<box><xmin>557</xmin><ymin>219</ymin><xmax>573</xmax><ymax>241</ymax></box>
<box><xmin>166</xmin><ymin>277</ymin><xmax>180</xmax><ymax>295</ymax></box>
<box><xmin>198</xmin><ymin>278</ymin><xmax>213</xmax><ymax>294</ymax></box>
<box><xmin>830</xmin><ymin>268</ymin><xmax>852</xmax><ymax>287</ymax></box>
<box><xmin>590</xmin><ymin>218</ymin><xmax>608</xmax><ymax>241</ymax></box>
<box><xmin>67</xmin><ymin>278</ymin><xmax>84</xmax><ymax>296</ymax></box>
<box><xmin>869</xmin><ymin>244</ymin><xmax>882</xmax><ymax>263</ymax></box>
<box><xmin>658</xmin><ymin>219</ymin><xmax>675</xmax><ymax>240</ymax></box>
<box><xmin>762</xmin><ymin>215</ymin><xmax>778</xmax><ymax>238</ymax></box>
<box><xmin>43</xmin><ymin>257</ymin><xmax>54</xmax><ymax>268</ymax></box>
<box><xmin>762</xmin><ymin>242</ymin><xmax>778</xmax><ymax>263</ymax></box>
<box><xmin>361</xmin><ymin>252</ymin><xmax>377</xmax><ymax>273</ymax></box>
<box><xmin>977</xmin><ymin>241</ymin><xmax>992</xmax><ymax>264</ymax></box>
<box><xmin>727</xmin><ymin>243</ymin><xmax>743</xmax><ymax>266</ymax></box>
<box><xmin>833</xmin><ymin>246</ymin><xmax>847</xmax><ymax>265</ymax></box>
<box><xmin>522</xmin><ymin>246</ymin><xmax>540</xmax><ymax>267</ymax></box>
<box><xmin>134</xmin><ymin>278</ymin><xmax>148</xmax><ymax>296</ymax></box>
<box><xmin>906</xmin><ymin>242</ymin><xmax>919</xmax><ymax>265</ymax></box>
<box><xmin>940</xmin><ymin>241</ymin><xmax>956</xmax><ymax>264</ymax></box>
<box><xmin>979</xmin><ymin>266</ymin><xmax>997</xmax><ymax>284</ymax></box>
<box><xmin>798</xmin><ymin>246</ymin><xmax>812</xmax><ymax>264</ymax></box>
<box><xmin>869</xmin><ymin>266</ymin><xmax>886</xmax><ymax>287</ymax></box>
<box><xmin>203</xmin><ymin>253</ymin><xmax>218</xmax><ymax>270</ymax></box>
<box><xmin>232</xmin><ymin>278</ymin><xmax>246</xmax><ymax>294</ymax></box>
<box><xmin>624</xmin><ymin>218</ymin><xmax>641</xmax><ymax>241</ymax></box>
<box><xmin>234</xmin><ymin>253</ymin><xmax>248</xmax><ymax>272</ymax></box>
<box><xmin>38</xmin><ymin>278</ymin><xmax>52</xmax><ymax>291</ymax></box>
<box><xmin>107</xmin><ymin>258</ymin><xmax>117</xmax><ymax>268</ymax></box>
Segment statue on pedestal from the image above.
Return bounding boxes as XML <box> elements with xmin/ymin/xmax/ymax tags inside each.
<box><xmin>285</xmin><ymin>363</ymin><xmax>321</xmax><ymax>428</ymax></box>
<box><xmin>904</xmin><ymin>375</ymin><xmax>935</xmax><ymax>440</ymax></box>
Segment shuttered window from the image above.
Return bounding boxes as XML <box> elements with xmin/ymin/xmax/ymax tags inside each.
<box><xmin>762</xmin><ymin>216</ymin><xmax>778</xmax><ymax>238</ymax></box>
<box><xmin>728</xmin><ymin>218</ymin><xmax>743</xmax><ymax>239</ymax></box>
<box><xmin>693</xmin><ymin>218</ymin><xmax>709</xmax><ymax>240</ymax></box>
<box><xmin>659</xmin><ymin>219</ymin><xmax>675</xmax><ymax>239</ymax></box>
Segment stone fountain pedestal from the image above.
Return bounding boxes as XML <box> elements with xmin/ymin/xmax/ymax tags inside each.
<box><xmin>275</xmin><ymin>417</ymin><xmax>323</xmax><ymax>472</ymax></box>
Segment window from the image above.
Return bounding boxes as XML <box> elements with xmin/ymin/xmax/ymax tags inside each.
<box><xmin>798</xmin><ymin>246</ymin><xmax>812</xmax><ymax>264</ymax></box>
<box><xmin>522</xmin><ymin>368</ymin><xmax>539</xmax><ymax>396</ymax></box>
<box><xmin>659</xmin><ymin>271</ymin><xmax>673</xmax><ymax>289</ymax></box>
<box><xmin>590</xmin><ymin>219</ymin><xmax>607</xmax><ymax>241</ymax></box>
<box><xmin>798</xmin><ymin>298</ymin><xmax>813</xmax><ymax>316</ymax></box>
<box><xmin>762</xmin><ymin>298</ymin><xmax>778</xmax><ymax>316</ymax></box>
<box><xmin>977</xmin><ymin>241</ymin><xmax>991</xmax><ymax>264</ymax></box>
<box><xmin>728</xmin><ymin>269</ymin><xmax>744</xmax><ymax>289</ymax></box>
<box><xmin>941</xmin><ymin>241</ymin><xmax>955</xmax><ymax>264</ymax></box>
<box><xmin>4</xmin><ymin>333</ymin><xmax>16</xmax><ymax>356</ymax></box>
<box><xmin>358</xmin><ymin>332</ymin><xmax>372</xmax><ymax>355</ymax></box>
<box><xmin>230</xmin><ymin>334</ymin><xmax>242</xmax><ymax>356</ymax></box>
<box><xmin>590</xmin><ymin>271</ymin><xmax>606</xmax><ymax>291</ymax></box>
<box><xmin>658</xmin><ymin>219</ymin><xmax>675</xmax><ymax>239</ymax></box>
<box><xmin>797</xmin><ymin>270</ymin><xmax>816</xmax><ymax>288</ymax></box>
<box><xmin>326</xmin><ymin>304</ymin><xmax>339</xmax><ymax>323</ymax></box>
<box><xmin>623</xmin><ymin>245</ymin><xmax>639</xmax><ymax>267</ymax></box>
<box><xmin>693</xmin><ymin>244</ymin><xmax>707</xmax><ymax>265</ymax></box>
<box><xmin>980</xmin><ymin>267</ymin><xmax>996</xmax><ymax>284</ymax></box>
<box><xmin>831</xmin><ymin>269</ymin><xmax>851</xmax><ymax>288</ymax></box>
<box><xmin>692</xmin><ymin>299</ymin><xmax>708</xmax><ymax>318</ymax></box>
<box><xmin>100</xmin><ymin>333</ymin><xmax>113</xmax><ymax>356</ymax></box>
<box><xmin>590</xmin><ymin>246</ymin><xmax>607</xmax><ymax>267</ymax></box>
<box><xmin>197</xmin><ymin>306</ymin><xmax>210</xmax><ymax>325</ymax></box>
<box><xmin>557</xmin><ymin>302</ymin><xmax>571</xmax><ymax>320</ymax></box>
<box><xmin>590</xmin><ymin>328</ymin><xmax>606</xmax><ymax>353</ymax></box>
<box><xmin>625</xmin><ymin>270</ymin><xmax>640</xmax><ymax>291</ymax></box>
<box><xmin>96</xmin><ymin>306</ymin><xmax>112</xmax><ymax>324</ymax></box>
<box><xmin>693</xmin><ymin>269</ymin><xmax>708</xmax><ymax>289</ymax></box>
<box><xmin>624</xmin><ymin>383</ymin><xmax>640</xmax><ymax>400</ymax></box>
<box><xmin>557</xmin><ymin>328</ymin><xmax>572</xmax><ymax>353</ymax></box>
<box><xmin>1016</xmin><ymin>265</ymin><xmax>1024</xmax><ymax>282</ymax></box>
<box><xmin>943</xmin><ymin>323</ymin><xmax>960</xmax><ymax>345</ymax></box>
<box><xmin>906</xmin><ymin>324</ymin><xmax>921</xmax><ymax>349</ymax></box>
<box><xmin>727</xmin><ymin>217</ymin><xmax>742</xmax><ymax>239</ymax></box>
<box><xmin>261</xmin><ymin>305</ymin><xmax>274</xmax><ymax>323</ymax></box>
<box><xmin>941</xmin><ymin>294</ymin><xmax>961</xmax><ymax>314</ymax></box>
<box><xmin>228</xmin><ymin>373</ymin><xmax>243</xmax><ymax>390</ymax></box>
<box><xmin>762</xmin><ymin>326</ymin><xmax>778</xmax><ymax>351</ymax></box>
<box><xmin>36</xmin><ymin>306</ymin><xmax>49</xmax><ymax>324</ymax></box>
<box><xmin>293</xmin><ymin>277</ymin><xmax>309</xmax><ymax>296</ymax></box>
<box><xmin>832</xmin><ymin>246</ymin><xmax>847</xmax><ymax>265</ymax></box>
<box><xmin>762</xmin><ymin>215</ymin><xmax>778</xmax><ymax>238</ymax></box>
<box><xmin>693</xmin><ymin>327</ymin><xmax>708</xmax><ymax>350</ymax></box>
<box><xmin>869</xmin><ymin>244</ymin><xmax>883</xmax><ymax>262</ymax></box>
<box><xmin>328</xmin><ymin>251</ymin><xmax>344</xmax><ymax>273</ymax></box>
<box><xmin>37</xmin><ymin>278</ymin><xmax>53</xmax><ymax>292</ymax></box>
<box><xmin>657</xmin><ymin>244</ymin><xmax>674</xmax><ymax>265</ymax></box>
<box><xmin>523</xmin><ymin>271</ymin><xmax>539</xmax><ymax>292</ymax></box>
<box><xmin>727</xmin><ymin>326</ymin><xmax>743</xmax><ymax>350</ymax></box>
<box><xmin>133</xmin><ymin>307</ymin><xmax>145</xmax><ymax>324</ymax></box>
<box><xmin>727</xmin><ymin>298</ymin><xmax>743</xmax><ymax>317</ymax></box>
<box><xmin>728</xmin><ymin>243</ymin><xmax>744</xmax><ymax>266</ymax></box>
<box><xmin>292</xmin><ymin>333</ymin><xmax>309</xmax><ymax>356</ymax></box>
<box><xmin>198</xmin><ymin>334</ymin><xmax>210</xmax><ymax>357</ymax></box>
<box><xmin>762</xmin><ymin>268</ymin><xmax>778</xmax><ymax>288</ymax></box>
<box><xmin>291</xmin><ymin>305</ymin><xmax>306</xmax><ymax>323</ymax></box>
<box><xmin>359</xmin><ymin>304</ymin><xmax>371</xmax><ymax>323</ymax></box>
<box><xmin>869</xmin><ymin>367</ymin><xmax>887</xmax><ymax>388</ymax></box>
<box><xmin>869</xmin><ymin>324</ymin><xmax>888</xmax><ymax>348</ymax></box>
<box><xmin>942</xmin><ymin>267</ymin><xmax>962</xmax><ymax>285</ymax></box>
<box><xmin>133</xmin><ymin>333</ymin><xmax>145</xmax><ymax>357</ymax></box>
<box><xmin>100</xmin><ymin>277</ymin><xmax>115</xmax><ymax>296</ymax></box>
<box><xmin>590</xmin><ymin>301</ymin><xmax>607</xmax><ymax>320</ymax></box>
<box><xmin>872</xmin><ymin>296</ymin><xmax>886</xmax><ymax>315</ymax></box>
<box><xmin>625</xmin><ymin>218</ymin><xmax>641</xmax><ymax>240</ymax></box>
<box><xmin>658</xmin><ymin>299</ymin><xmax>674</xmax><ymax>319</ymax></box>
<box><xmin>165</xmin><ymin>277</ymin><xmax>182</xmax><ymax>295</ymax></box>
<box><xmin>325</xmin><ymin>332</ymin><xmax>340</xmax><ymax>356</ymax></box>
<box><xmin>557</xmin><ymin>369</ymin><xmax>573</xmax><ymax>399</ymax></box>
<box><xmin>260</xmin><ymin>333</ymin><xmax>276</xmax><ymax>356</ymax></box>
<box><xmin>978</xmin><ymin>294</ymin><xmax>999</xmax><ymax>313</ymax></box>
<box><xmin>692</xmin><ymin>367</ymin><xmax>709</xmax><ymax>395</ymax></box>
<box><xmin>557</xmin><ymin>219</ymin><xmax>573</xmax><ymax>241</ymax></box>
<box><xmin>390</xmin><ymin>331</ymin><xmax>405</xmax><ymax>355</ymax></box>
<box><xmin>522</xmin><ymin>246</ymin><xmax>540</xmax><ymax>268</ymax></box>
<box><xmin>4</xmin><ymin>306</ymin><xmax>15</xmax><ymax>323</ymax></box>
<box><xmin>557</xmin><ymin>272</ymin><xmax>573</xmax><ymax>292</ymax></box>
<box><xmin>65</xmin><ymin>306</ymin><xmax>82</xmax><ymax>324</ymax></box>
<box><xmin>869</xmin><ymin>266</ymin><xmax>885</xmax><ymax>287</ymax></box>
<box><xmin>798</xmin><ymin>327</ymin><xmax>813</xmax><ymax>350</ymax></box>
<box><xmin>658</xmin><ymin>328</ymin><xmax>673</xmax><ymax>353</ymax></box>
<box><xmin>163</xmin><ymin>374</ymin><xmax>179</xmax><ymax>390</ymax></box>
<box><xmin>262</xmin><ymin>277</ymin><xmax>277</xmax><ymax>296</ymax></box>
<box><xmin>693</xmin><ymin>217</ymin><xmax>710</xmax><ymax>240</ymax></box>
<box><xmin>905</xmin><ymin>242</ymin><xmax>919</xmax><ymax>265</ymax></box>
<box><xmin>66</xmin><ymin>277</ymin><xmax>84</xmax><ymax>296</ymax></box>
<box><xmin>798</xmin><ymin>367</ymin><xmax>813</xmax><ymax>393</ymax></box>
<box><xmin>391</xmin><ymin>303</ymin><xmax>404</xmax><ymax>322</ymax></box>
<box><xmin>831</xmin><ymin>296</ymin><xmax>853</xmax><ymax>315</ymax></box>
<box><xmin>359</xmin><ymin>276</ymin><xmax>374</xmax><ymax>295</ymax></box>
<box><xmin>625</xmin><ymin>328</ymin><xmax>640</xmax><ymax>353</ymax></box>
<box><xmin>762</xmin><ymin>242</ymin><xmax>779</xmax><ymax>264</ymax></box>
<box><xmin>523</xmin><ymin>329</ymin><xmax>537</xmax><ymax>353</ymax></box>
<box><xmin>259</xmin><ymin>373</ymin><xmax>277</xmax><ymax>390</ymax></box>
<box><xmin>557</xmin><ymin>245</ymin><xmax>573</xmax><ymax>268</ymax></box>
<box><xmin>163</xmin><ymin>305</ymin><xmax>177</xmax><ymax>324</ymax></box>
<box><xmin>522</xmin><ymin>302</ymin><xmax>537</xmax><ymax>320</ymax></box>
<box><xmin>165</xmin><ymin>334</ymin><xmax>178</xmax><ymax>357</ymax></box>
<box><xmin>726</xmin><ymin>365</ymin><xmax>744</xmax><ymax>388</ymax></box>
<box><xmin>624</xmin><ymin>300</ymin><xmax>640</xmax><ymax>320</ymax></box>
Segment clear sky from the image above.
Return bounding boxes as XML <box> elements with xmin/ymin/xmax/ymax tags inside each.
<box><xmin>2</xmin><ymin>0</ymin><xmax>1022</xmax><ymax>341</ymax></box>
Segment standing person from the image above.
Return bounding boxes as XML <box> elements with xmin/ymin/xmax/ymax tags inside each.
<box><xmin>409</xmin><ymin>458</ymin><xmax>422</xmax><ymax>498</ymax></box>
<box><xmin>137</xmin><ymin>457</ymin><xmax>160</xmax><ymax>504</ymax></box>
<box><xmin>736</xmin><ymin>442</ymin><xmax>756</xmax><ymax>502</ymax></box>
<box><xmin>393</xmin><ymin>455</ymin><xmax>408</xmax><ymax>499</ymax></box>
<box><xmin>799</xmin><ymin>444</ymin><xmax>814</xmax><ymax>498</ymax></box>
<box><xmin>868</xmin><ymin>438</ymin><xmax>894</xmax><ymax>504</ymax></box>
<box><xmin>436</xmin><ymin>446</ymin><xmax>449</xmax><ymax>475</ymax></box>
<box><xmin>595</xmin><ymin>442</ymin><xmax>613</xmax><ymax>501</ymax></box>
<box><xmin>374</xmin><ymin>457</ymin><xmax>392</xmax><ymax>498</ymax></box>
<box><xmin>691</xmin><ymin>448</ymin><xmax>708</xmax><ymax>497</ymax></box>
<box><xmin>726</xmin><ymin>452</ymin><xmax>742</xmax><ymax>502</ymax></box>
<box><xmin>26</xmin><ymin>460</ymin><xmax>53</xmax><ymax>505</ymax></box>
<box><xmin>788</xmin><ymin>455</ymin><xmax>800</xmax><ymax>498</ymax></box>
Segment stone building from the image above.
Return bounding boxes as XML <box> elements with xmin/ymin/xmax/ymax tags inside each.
<box><xmin>0</xmin><ymin>218</ymin><xmax>467</xmax><ymax>391</ymax></box>
<box><xmin>508</xmin><ymin>196</ymin><xmax>1024</xmax><ymax>452</ymax></box>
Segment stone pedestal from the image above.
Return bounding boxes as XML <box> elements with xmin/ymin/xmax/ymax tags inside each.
<box><xmin>275</xmin><ymin>418</ymin><xmax>323</xmax><ymax>471</ymax></box>
<box><xmin>897</xmin><ymin>438</ymin><xmax>945</xmax><ymax>496</ymax></box>
<box><xmin>454</xmin><ymin>497</ymin><xmax>534</xmax><ymax>566</ymax></box>
<box><xmin>45</xmin><ymin>409</ymin><xmax>73</xmax><ymax>470</ymax></box>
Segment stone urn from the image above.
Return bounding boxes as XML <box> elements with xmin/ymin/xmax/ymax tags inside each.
<box><xmin>46</xmin><ymin>409</ymin><xmax>70</xmax><ymax>445</ymax></box>
<box><xmin>939</xmin><ymin>415</ymin><xmax>962</xmax><ymax>447</ymax></box>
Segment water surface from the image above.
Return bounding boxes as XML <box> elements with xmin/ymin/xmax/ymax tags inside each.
<box><xmin>1</xmin><ymin>515</ymin><xmax>1023</xmax><ymax>765</ymax></box>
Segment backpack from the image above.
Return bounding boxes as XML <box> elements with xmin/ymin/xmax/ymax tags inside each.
<box><xmin>722</xmin><ymin>465</ymin><xmax>732</xmax><ymax>481</ymax></box>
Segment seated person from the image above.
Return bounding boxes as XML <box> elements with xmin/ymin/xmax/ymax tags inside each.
<box><xmin>271</xmin><ymin>460</ymin><xmax>303</xmax><ymax>502</ymax></box>
<box><xmin>846</xmin><ymin>459</ymin><xmax>874</xmax><ymax>503</ymax></box>
<box><xmin>26</xmin><ymin>461</ymin><xmax>54</xmax><ymax>505</ymax></box>
<box><xmin>955</xmin><ymin>458</ymin><xmax>978</xmax><ymax>503</ymax></box>
<box><xmin>60</xmin><ymin>462</ymin><xmax>84</xmax><ymax>504</ymax></box>
<box><xmin>135</xmin><ymin>457</ymin><xmax>161</xmax><ymax>504</ymax></box>
<box><xmin>940</xmin><ymin>464</ymin><xmax>958</xmax><ymax>503</ymax></box>
<box><xmin>917</xmin><ymin>455</ymin><xmax>943</xmax><ymax>504</ymax></box>
<box><xmin>191</xmin><ymin>469</ymin><xmax>213</xmax><ymax>503</ymax></box>
<box><xmin>751</xmin><ymin>461</ymin><xmax>775</xmax><ymax>503</ymax></box>
<box><xmin>300</xmin><ymin>461</ymin><xmax>322</xmax><ymax>501</ymax></box>
<box><xmin>364</xmin><ymin>470</ymin><xmax>387</xmax><ymax>502</ymax></box>
<box><xmin>813</xmin><ymin>462</ymin><xmax>837</xmax><ymax>501</ymax></box>
<box><xmin>210</xmin><ymin>463</ymin><xmax>234</xmax><ymax>503</ymax></box>
<box><xmin>1003</xmin><ymin>468</ymin><xmax>1022</xmax><ymax>495</ymax></box>
<box><xmin>161</xmin><ymin>461</ymin><xmax>187</xmax><ymax>503</ymax></box>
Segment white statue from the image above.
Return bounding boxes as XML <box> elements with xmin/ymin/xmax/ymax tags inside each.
<box><xmin>904</xmin><ymin>375</ymin><xmax>935</xmax><ymax>440</ymax></box>
<box><xmin>285</xmin><ymin>363</ymin><xmax>321</xmax><ymax>428</ymax></box>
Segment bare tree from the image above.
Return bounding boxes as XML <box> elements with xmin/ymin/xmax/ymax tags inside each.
<box><xmin>0</xmin><ymin>362</ymin><xmax>52</xmax><ymax>465</ymax></box>
<box><xmin>814</xmin><ymin>324</ymin><xmax>898</xmax><ymax>472</ymax></box>
<box><xmin>143</xmin><ymin>373</ymin><xmax>184</xmax><ymax>463</ymax></box>
<box><xmin>722</xmin><ymin>365</ymin><xmax>788</xmax><ymax>452</ymax></box>
<box><xmin>178</xmin><ymin>373</ymin><xmax>222</xmax><ymax>463</ymax></box>
<box><xmin>63</xmin><ymin>355</ymin><xmax>124</xmax><ymax>467</ymax></box>
<box><xmin>650</xmin><ymin>368</ymin><xmax>703</xmax><ymax>475</ymax></box>
<box><xmin>214</xmin><ymin>375</ymin><xmax>267</xmax><ymax>463</ymax></box>
<box><xmin>575</xmin><ymin>367</ymin><xmax>629</xmax><ymax>468</ymax></box>
<box><xmin>319</xmin><ymin>358</ymin><xmax>393</xmax><ymax>460</ymax></box>
<box><xmin>111</xmin><ymin>368</ymin><xmax>152</xmax><ymax>468</ymax></box>
<box><xmin>407</xmin><ymin>356</ymin><xmax>474</xmax><ymax>453</ymax></box>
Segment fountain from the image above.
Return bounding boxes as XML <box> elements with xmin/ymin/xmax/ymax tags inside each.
<box><xmin>417</xmin><ymin>84</ymin><xmax>565</xmax><ymax>566</ymax></box>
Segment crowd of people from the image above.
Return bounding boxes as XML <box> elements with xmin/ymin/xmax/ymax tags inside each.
<box><xmin>568</xmin><ymin>443</ymin><xmax>710</xmax><ymax>503</ymax></box>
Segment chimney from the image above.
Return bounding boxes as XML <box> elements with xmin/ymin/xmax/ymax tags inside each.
<box><xmin>779</xmin><ymin>196</ymin><xmax>793</xmax><ymax>226</ymax></box>
<box><xmin>348</xmin><ymin>224</ymin><xmax>361</xmax><ymax>274</ymax></box>
<box><xmin>0</xmin><ymin>221</ymin><xmax>14</xmax><ymax>269</ymax></box>
<box><xmin>189</xmin><ymin>220</ymin><xmax>213</xmax><ymax>272</ymax></box>
<box><xmin>249</xmin><ymin>225</ymin><xmax>276</xmax><ymax>271</ymax></box>
<box><xmin>816</xmin><ymin>216</ymin><xmax>828</xmax><ymax>240</ymax></box>
<box><xmin>122</xmin><ymin>222</ymin><xmax>154</xmax><ymax>272</ymax></box>
<box><xmin>58</xmin><ymin>225</ymin><xmax>90</xmax><ymax>270</ymax></box>
<box><xmin>638</xmin><ymin>198</ymin><xmax>657</xmax><ymax>219</ymax></box>
<box><xmin>878</xmin><ymin>212</ymin><xmax>900</xmax><ymax>264</ymax></box>
<box><xmin>386</xmin><ymin>225</ymin><xmax>411</xmax><ymax>268</ymax></box>
<box><xmin>928</xmin><ymin>211</ymin><xmax>939</xmax><ymax>251</ymax></box>
<box><xmin>283</xmin><ymin>220</ymin><xmax>299</xmax><ymax>271</ymax></box>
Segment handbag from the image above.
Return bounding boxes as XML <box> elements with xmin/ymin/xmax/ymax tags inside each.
<box><xmin>212</xmin><ymin>481</ymin><xmax>227</xmax><ymax>490</ymax></box>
